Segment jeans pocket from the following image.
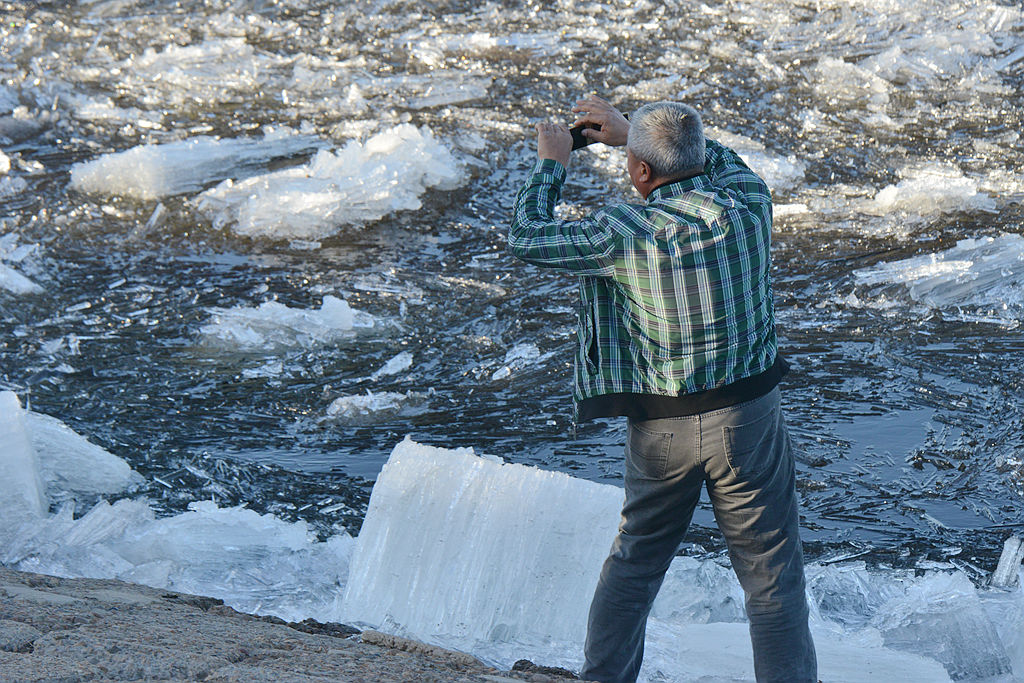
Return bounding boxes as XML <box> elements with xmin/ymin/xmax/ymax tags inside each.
<box><xmin>722</xmin><ymin>405</ymin><xmax>779</xmax><ymax>479</ymax></box>
<box><xmin>627</xmin><ymin>421</ymin><xmax>673</xmax><ymax>480</ymax></box>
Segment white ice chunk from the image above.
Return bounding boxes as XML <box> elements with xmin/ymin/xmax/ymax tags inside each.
<box><xmin>867</xmin><ymin>162</ymin><xmax>996</xmax><ymax>216</ymax></box>
<box><xmin>490</xmin><ymin>342</ymin><xmax>553</xmax><ymax>381</ymax></box>
<box><xmin>325</xmin><ymin>390</ymin><xmax>419</xmax><ymax>422</ymax></box>
<box><xmin>337</xmin><ymin>437</ymin><xmax>623</xmax><ymax>647</ymax></box>
<box><xmin>69</xmin><ymin>130</ymin><xmax>321</xmax><ymax>201</ymax></box>
<box><xmin>0</xmin><ymin>392</ymin><xmax>47</xmax><ymax>519</ymax></box>
<box><xmin>708</xmin><ymin>128</ymin><xmax>806</xmax><ymax>192</ymax></box>
<box><xmin>370</xmin><ymin>350</ymin><xmax>413</xmax><ymax>379</ymax></box>
<box><xmin>111</xmin><ymin>38</ymin><xmax>293</xmax><ymax>110</ymax></box>
<box><xmin>0</xmin><ymin>149</ymin><xmax>9</xmax><ymax>174</ymax></box>
<box><xmin>853</xmin><ymin>233</ymin><xmax>1024</xmax><ymax>322</ymax></box>
<box><xmin>194</xmin><ymin>124</ymin><xmax>463</xmax><ymax>240</ymax></box>
<box><xmin>813</xmin><ymin>56</ymin><xmax>891</xmax><ymax>111</ymax></box>
<box><xmin>200</xmin><ymin>295</ymin><xmax>377</xmax><ymax>352</ymax></box>
<box><xmin>0</xmin><ymin>175</ymin><xmax>27</xmax><ymax>199</ymax></box>
<box><xmin>26</xmin><ymin>410</ymin><xmax>144</xmax><ymax>498</ymax></box>
<box><xmin>0</xmin><ymin>262</ymin><xmax>43</xmax><ymax>295</ymax></box>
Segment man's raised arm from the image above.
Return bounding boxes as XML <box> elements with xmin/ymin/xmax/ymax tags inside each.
<box><xmin>507</xmin><ymin>122</ymin><xmax>615</xmax><ymax>276</ymax></box>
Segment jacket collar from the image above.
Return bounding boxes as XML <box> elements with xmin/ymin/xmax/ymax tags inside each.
<box><xmin>646</xmin><ymin>170</ymin><xmax>708</xmax><ymax>203</ymax></box>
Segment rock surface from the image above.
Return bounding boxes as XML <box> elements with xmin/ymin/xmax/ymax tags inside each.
<box><xmin>0</xmin><ymin>567</ymin><xmax>582</xmax><ymax>682</ymax></box>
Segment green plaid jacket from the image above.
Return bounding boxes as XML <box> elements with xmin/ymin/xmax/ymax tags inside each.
<box><xmin>508</xmin><ymin>139</ymin><xmax>778</xmax><ymax>412</ymax></box>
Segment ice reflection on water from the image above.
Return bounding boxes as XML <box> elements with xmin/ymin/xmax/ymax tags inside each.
<box><xmin>0</xmin><ymin>0</ymin><xmax>1022</xmax><ymax>566</ymax></box>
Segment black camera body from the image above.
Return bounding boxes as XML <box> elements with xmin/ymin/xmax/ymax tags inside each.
<box><xmin>570</xmin><ymin>123</ymin><xmax>599</xmax><ymax>151</ymax></box>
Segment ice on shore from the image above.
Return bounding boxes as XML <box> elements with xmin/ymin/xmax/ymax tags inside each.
<box><xmin>199</xmin><ymin>295</ymin><xmax>378</xmax><ymax>352</ymax></box>
<box><xmin>0</xmin><ymin>410</ymin><xmax>1021</xmax><ymax>680</ymax></box>
<box><xmin>0</xmin><ymin>149</ymin><xmax>9</xmax><ymax>174</ymax></box>
<box><xmin>194</xmin><ymin>124</ymin><xmax>463</xmax><ymax>239</ymax></box>
<box><xmin>69</xmin><ymin>129</ymin><xmax>321</xmax><ymax>201</ymax></box>
<box><xmin>338</xmin><ymin>437</ymin><xmax>623</xmax><ymax>646</ymax></box>
<box><xmin>338</xmin><ymin>438</ymin><xmax>1022</xmax><ymax>681</ymax></box>
<box><xmin>852</xmin><ymin>233</ymin><xmax>1024</xmax><ymax>323</ymax></box>
<box><xmin>0</xmin><ymin>390</ymin><xmax>352</xmax><ymax>623</ymax></box>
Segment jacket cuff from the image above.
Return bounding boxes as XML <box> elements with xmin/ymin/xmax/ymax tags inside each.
<box><xmin>533</xmin><ymin>158</ymin><xmax>567</xmax><ymax>181</ymax></box>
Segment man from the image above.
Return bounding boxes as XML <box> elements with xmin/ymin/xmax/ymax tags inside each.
<box><xmin>507</xmin><ymin>95</ymin><xmax>817</xmax><ymax>683</ymax></box>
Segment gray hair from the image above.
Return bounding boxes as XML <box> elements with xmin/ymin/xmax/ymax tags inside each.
<box><xmin>626</xmin><ymin>101</ymin><xmax>706</xmax><ymax>179</ymax></box>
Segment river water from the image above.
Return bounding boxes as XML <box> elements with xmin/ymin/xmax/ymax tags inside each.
<box><xmin>1</xmin><ymin>0</ymin><xmax>1023</xmax><ymax>596</ymax></box>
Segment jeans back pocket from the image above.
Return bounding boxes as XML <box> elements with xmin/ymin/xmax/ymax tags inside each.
<box><xmin>627</xmin><ymin>421</ymin><xmax>673</xmax><ymax>480</ymax></box>
<box><xmin>722</xmin><ymin>405</ymin><xmax>779</xmax><ymax>479</ymax></box>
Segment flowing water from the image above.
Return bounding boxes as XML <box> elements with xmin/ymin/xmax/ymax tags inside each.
<box><xmin>1</xmin><ymin>0</ymin><xmax>1023</xmax><ymax>603</ymax></box>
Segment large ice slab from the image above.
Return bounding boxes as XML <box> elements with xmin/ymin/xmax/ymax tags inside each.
<box><xmin>69</xmin><ymin>129</ymin><xmax>321</xmax><ymax>201</ymax></box>
<box><xmin>338</xmin><ymin>437</ymin><xmax>623</xmax><ymax>646</ymax></box>
<box><xmin>194</xmin><ymin>124</ymin><xmax>463</xmax><ymax>239</ymax></box>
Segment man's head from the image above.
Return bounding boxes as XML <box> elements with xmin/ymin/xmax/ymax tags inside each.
<box><xmin>626</xmin><ymin>101</ymin><xmax>705</xmax><ymax>198</ymax></box>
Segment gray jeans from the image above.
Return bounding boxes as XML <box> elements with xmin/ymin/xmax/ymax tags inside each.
<box><xmin>581</xmin><ymin>388</ymin><xmax>817</xmax><ymax>683</ymax></box>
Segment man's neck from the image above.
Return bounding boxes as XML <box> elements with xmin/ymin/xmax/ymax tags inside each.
<box><xmin>646</xmin><ymin>166</ymin><xmax>706</xmax><ymax>197</ymax></box>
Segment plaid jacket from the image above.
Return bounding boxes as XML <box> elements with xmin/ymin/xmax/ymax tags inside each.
<box><xmin>508</xmin><ymin>139</ymin><xmax>778</xmax><ymax>415</ymax></box>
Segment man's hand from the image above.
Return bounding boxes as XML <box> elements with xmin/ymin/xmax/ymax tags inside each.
<box><xmin>536</xmin><ymin>121</ymin><xmax>572</xmax><ymax>168</ymax></box>
<box><xmin>571</xmin><ymin>95</ymin><xmax>629</xmax><ymax>147</ymax></box>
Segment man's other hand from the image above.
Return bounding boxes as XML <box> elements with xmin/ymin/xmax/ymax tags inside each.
<box><xmin>572</xmin><ymin>95</ymin><xmax>629</xmax><ymax>147</ymax></box>
<box><xmin>536</xmin><ymin>121</ymin><xmax>572</xmax><ymax>168</ymax></box>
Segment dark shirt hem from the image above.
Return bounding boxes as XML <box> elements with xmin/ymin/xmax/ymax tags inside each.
<box><xmin>577</xmin><ymin>355</ymin><xmax>790</xmax><ymax>422</ymax></box>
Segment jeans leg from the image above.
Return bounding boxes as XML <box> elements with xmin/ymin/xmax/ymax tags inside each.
<box><xmin>582</xmin><ymin>417</ymin><xmax>702</xmax><ymax>683</ymax></box>
<box><xmin>701</xmin><ymin>389</ymin><xmax>816</xmax><ymax>683</ymax></box>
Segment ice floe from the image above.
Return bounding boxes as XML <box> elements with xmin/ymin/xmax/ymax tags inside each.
<box><xmin>708</xmin><ymin>128</ymin><xmax>807</xmax><ymax>193</ymax></box>
<box><xmin>866</xmin><ymin>162</ymin><xmax>997</xmax><ymax>217</ymax></box>
<box><xmin>69</xmin><ymin>128</ymin><xmax>321</xmax><ymax>201</ymax></box>
<box><xmin>325</xmin><ymin>390</ymin><xmax>430</xmax><ymax>424</ymax></box>
<box><xmin>195</xmin><ymin>124</ymin><xmax>463</xmax><ymax>239</ymax></box>
<box><xmin>199</xmin><ymin>295</ymin><xmax>378</xmax><ymax>352</ymax></box>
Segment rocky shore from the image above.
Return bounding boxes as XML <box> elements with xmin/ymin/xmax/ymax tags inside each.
<box><xmin>0</xmin><ymin>567</ymin><xmax>582</xmax><ymax>682</ymax></box>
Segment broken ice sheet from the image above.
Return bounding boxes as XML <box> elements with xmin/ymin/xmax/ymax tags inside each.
<box><xmin>194</xmin><ymin>124</ymin><xmax>464</xmax><ymax>240</ymax></box>
<box><xmin>199</xmin><ymin>295</ymin><xmax>379</xmax><ymax>352</ymax></box>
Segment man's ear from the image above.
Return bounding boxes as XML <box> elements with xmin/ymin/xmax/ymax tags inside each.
<box><xmin>638</xmin><ymin>160</ymin><xmax>652</xmax><ymax>183</ymax></box>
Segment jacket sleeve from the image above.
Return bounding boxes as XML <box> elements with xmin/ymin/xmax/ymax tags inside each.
<box><xmin>508</xmin><ymin>159</ymin><xmax>615</xmax><ymax>276</ymax></box>
<box><xmin>704</xmin><ymin>138</ymin><xmax>773</xmax><ymax>214</ymax></box>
